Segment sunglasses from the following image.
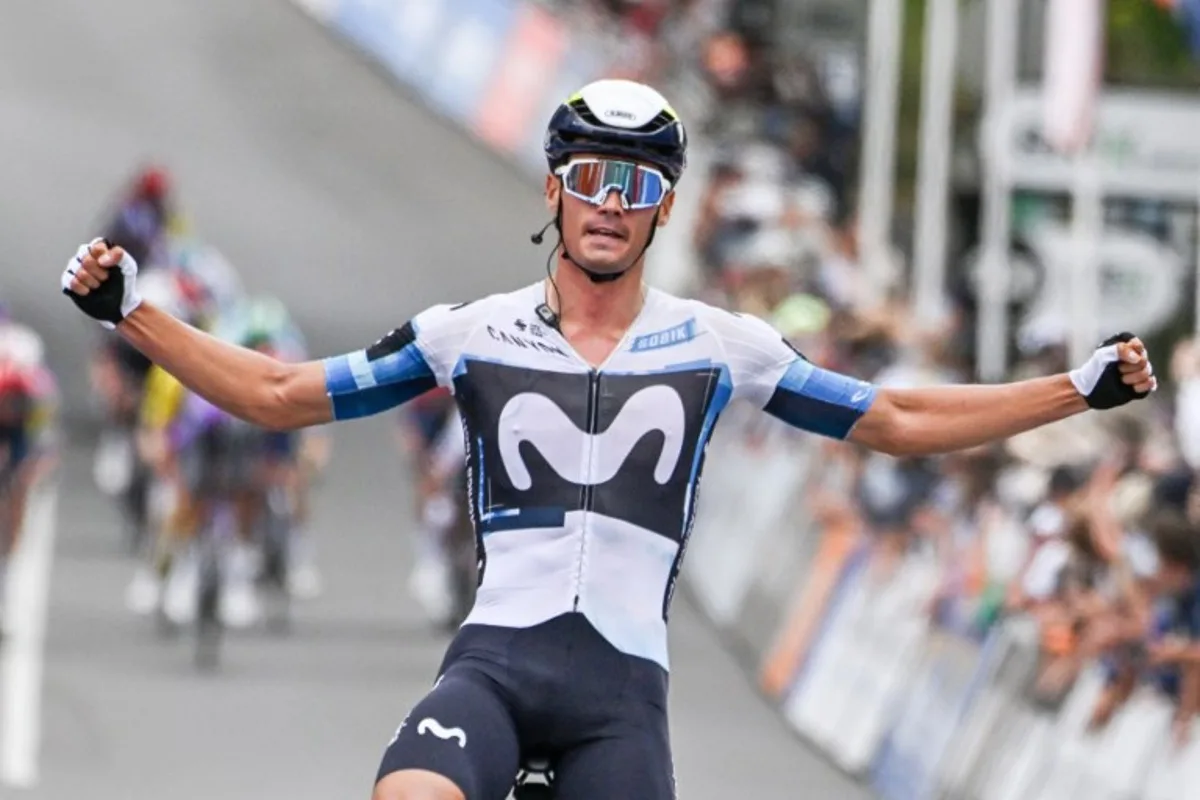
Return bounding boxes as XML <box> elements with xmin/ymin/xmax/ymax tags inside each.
<box><xmin>555</xmin><ymin>158</ymin><xmax>671</xmax><ymax>211</ymax></box>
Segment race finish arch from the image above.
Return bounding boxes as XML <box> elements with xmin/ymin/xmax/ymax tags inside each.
<box><xmin>973</xmin><ymin>88</ymin><xmax>1200</xmax><ymax>376</ymax></box>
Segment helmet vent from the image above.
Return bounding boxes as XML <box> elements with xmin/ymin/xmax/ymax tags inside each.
<box><xmin>572</xmin><ymin>99</ymin><xmax>671</xmax><ymax>135</ymax></box>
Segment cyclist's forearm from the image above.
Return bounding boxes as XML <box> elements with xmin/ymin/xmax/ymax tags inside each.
<box><xmin>117</xmin><ymin>303</ymin><xmax>324</xmax><ymax>429</ymax></box>
<box><xmin>852</xmin><ymin>374</ymin><xmax>1086</xmax><ymax>457</ymax></box>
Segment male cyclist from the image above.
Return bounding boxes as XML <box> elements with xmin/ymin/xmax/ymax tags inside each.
<box><xmin>406</xmin><ymin>403</ymin><xmax>474</xmax><ymax>630</ymax></box>
<box><xmin>100</xmin><ymin>164</ymin><xmax>177</xmax><ymax>269</ymax></box>
<box><xmin>219</xmin><ymin>296</ymin><xmax>327</xmax><ymax>602</ymax></box>
<box><xmin>0</xmin><ymin>354</ymin><xmax>57</xmax><ymax>632</ymax></box>
<box><xmin>0</xmin><ymin>303</ymin><xmax>47</xmax><ymax>370</ymax></box>
<box><xmin>62</xmin><ymin>80</ymin><xmax>1156</xmax><ymax>800</ymax></box>
<box><xmin>89</xmin><ymin>167</ymin><xmax>182</xmax><ymax>534</ymax></box>
<box><xmin>90</xmin><ymin>164</ymin><xmax>179</xmax><ymax>477</ymax></box>
<box><xmin>397</xmin><ymin>387</ymin><xmax>464</xmax><ymax>627</ymax></box>
<box><xmin>125</xmin><ymin>267</ymin><xmax>234</xmax><ymax>619</ymax></box>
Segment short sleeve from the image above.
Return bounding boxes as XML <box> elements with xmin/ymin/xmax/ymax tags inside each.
<box><xmin>701</xmin><ymin>306</ymin><xmax>877</xmax><ymax>440</ymax></box>
<box><xmin>322</xmin><ymin>300</ymin><xmax>487</xmax><ymax>421</ymax></box>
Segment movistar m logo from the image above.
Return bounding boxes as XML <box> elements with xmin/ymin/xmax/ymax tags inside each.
<box><xmin>417</xmin><ymin>717</ymin><xmax>467</xmax><ymax>748</ymax></box>
<box><xmin>631</xmin><ymin>318</ymin><xmax>697</xmax><ymax>352</ymax></box>
<box><xmin>498</xmin><ymin>386</ymin><xmax>685</xmax><ymax>488</ymax></box>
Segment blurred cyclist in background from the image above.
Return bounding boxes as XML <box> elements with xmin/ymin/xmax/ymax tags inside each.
<box><xmin>220</xmin><ymin>296</ymin><xmax>328</xmax><ymax>603</ymax></box>
<box><xmin>100</xmin><ymin>164</ymin><xmax>179</xmax><ymax>269</ymax></box>
<box><xmin>91</xmin><ymin>165</ymin><xmax>184</xmax><ymax>547</ymax></box>
<box><xmin>168</xmin><ymin>238</ymin><xmax>244</xmax><ymax>327</ymax></box>
<box><xmin>0</xmin><ymin>299</ymin><xmax>48</xmax><ymax>373</ymax></box>
<box><xmin>0</xmin><ymin>342</ymin><xmax>58</xmax><ymax>635</ymax></box>
<box><xmin>123</xmin><ymin>261</ymin><xmax>225</xmax><ymax>589</ymax></box>
<box><xmin>403</xmin><ymin>400</ymin><xmax>473</xmax><ymax>630</ymax></box>
<box><xmin>395</xmin><ymin>386</ymin><xmax>461</xmax><ymax>627</ymax></box>
<box><xmin>124</xmin><ymin>267</ymin><xmax>205</xmax><ymax>618</ymax></box>
<box><xmin>92</xmin><ymin>230</ymin><xmax>247</xmax><ymax>551</ymax></box>
<box><xmin>135</xmin><ymin>290</ymin><xmax>261</xmax><ymax>628</ymax></box>
<box><xmin>129</xmin><ymin>288</ymin><xmax>325</xmax><ymax>627</ymax></box>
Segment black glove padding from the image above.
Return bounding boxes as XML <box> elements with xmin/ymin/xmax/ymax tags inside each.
<box><xmin>61</xmin><ymin>239</ymin><xmax>143</xmax><ymax>330</ymax></box>
<box><xmin>1068</xmin><ymin>331</ymin><xmax>1154</xmax><ymax>410</ymax></box>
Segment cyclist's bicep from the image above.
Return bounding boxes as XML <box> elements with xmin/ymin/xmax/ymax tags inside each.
<box><xmin>717</xmin><ymin>309</ymin><xmax>876</xmax><ymax>440</ymax></box>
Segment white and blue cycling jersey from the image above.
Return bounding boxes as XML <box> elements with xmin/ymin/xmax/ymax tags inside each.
<box><xmin>323</xmin><ymin>282</ymin><xmax>876</xmax><ymax>670</ymax></box>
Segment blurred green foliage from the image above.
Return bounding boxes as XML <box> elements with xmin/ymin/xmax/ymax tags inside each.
<box><xmin>893</xmin><ymin>0</ymin><xmax>1200</xmax><ymax>216</ymax></box>
<box><xmin>1106</xmin><ymin>0</ymin><xmax>1200</xmax><ymax>87</ymax></box>
<box><xmin>885</xmin><ymin>0</ymin><xmax>1200</xmax><ymax>357</ymax></box>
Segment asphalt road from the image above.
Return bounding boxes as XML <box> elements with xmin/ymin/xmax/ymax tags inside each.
<box><xmin>0</xmin><ymin>1</ymin><xmax>874</xmax><ymax>798</ymax></box>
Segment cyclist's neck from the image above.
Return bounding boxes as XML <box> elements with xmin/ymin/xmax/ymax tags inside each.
<box><xmin>547</xmin><ymin>253</ymin><xmax>647</xmax><ymax>336</ymax></box>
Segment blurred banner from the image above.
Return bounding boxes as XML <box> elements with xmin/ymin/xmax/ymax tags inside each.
<box><xmin>294</xmin><ymin>0</ymin><xmax>605</xmax><ymax>180</ymax></box>
<box><xmin>290</xmin><ymin>0</ymin><xmax>709</xmax><ymax>296</ymax></box>
<box><xmin>961</xmin><ymin>88</ymin><xmax>1200</xmax><ymax>350</ymax></box>
<box><xmin>1041</xmin><ymin>0</ymin><xmax>1103</xmax><ymax>155</ymax></box>
<box><xmin>687</xmin><ymin>421</ymin><xmax>1200</xmax><ymax>800</ymax></box>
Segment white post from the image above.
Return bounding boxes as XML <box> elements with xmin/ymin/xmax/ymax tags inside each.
<box><xmin>1045</xmin><ymin>0</ymin><xmax>1106</xmax><ymax>365</ymax></box>
<box><xmin>1195</xmin><ymin>190</ymin><xmax>1200</xmax><ymax>337</ymax></box>
<box><xmin>857</xmin><ymin>0</ymin><xmax>905</xmax><ymax>306</ymax></box>
<box><xmin>911</xmin><ymin>0</ymin><xmax>960</xmax><ymax>326</ymax></box>
<box><xmin>977</xmin><ymin>0</ymin><xmax>1020</xmax><ymax>381</ymax></box>
<box><xmin>1068</xmin><ymin>153</ymin><xmax>1104</xmax><ymax>365</ymax></box>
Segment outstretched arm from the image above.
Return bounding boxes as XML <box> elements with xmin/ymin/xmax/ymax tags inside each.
<box><xmin>850</xmin><ymin>374</ymin><xmax>1084</xmax><ymax>457</ymax></box>
<box><xmin>118</xmin><ymin>302</ymin><xmax>331</xmax><ymax>431</ymax></box>
<box><xmin>724</xmin><ymin>308</ymin><xmax>1156</xmax><ymax>458</ymax></box>
<box><xmin>63</xmin><ymin>239</ymin><xmax>330</xmax><ymax>431</ymax></box>
<box><xmin>121</xmin><ymin>302</ymin><xmax>441</xmax><ymax>429</ymax></box>
<box><xmin>63</xmin><ymin>239</ymin><xmax>446</xmax><ymax>431</ymax></box>
<box><xmin>849</xmin><ymin>338</ymin><xmax>1154</xmax><ymax>457</ymax></box>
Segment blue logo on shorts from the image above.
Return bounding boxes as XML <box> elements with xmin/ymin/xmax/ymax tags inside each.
<box><xmin>631</xmin><ymin>319</ymin><xmax>697</xmax><ymax>352</ymax></box>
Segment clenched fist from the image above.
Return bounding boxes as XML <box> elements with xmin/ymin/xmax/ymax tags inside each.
<box><xmin>62</xmin><ymin>238</ymin><xmax>143</xmax><ymax>330</ymax></box>
<box><xmin>1068</xmin><ymin>332</ymin><xmax>1157</xmax><ymax>409</ymax></box>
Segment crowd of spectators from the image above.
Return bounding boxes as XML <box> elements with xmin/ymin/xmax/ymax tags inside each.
<box><xmin>670</xmin><ymin>0</ymin><xmax>1200</xmax><ymax>751</ymax></box>
<box><xmin>532</xmin><ymin>0</ymin><xmax>1200</xmax><ymax>749</ymax></box>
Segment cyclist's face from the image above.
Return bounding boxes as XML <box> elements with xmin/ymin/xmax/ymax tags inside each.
<box><xmin>545</xmin><ymin>160</ymin><xmax>675</xmax><ymax>276</ymax></box>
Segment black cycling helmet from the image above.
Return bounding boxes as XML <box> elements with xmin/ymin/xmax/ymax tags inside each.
<box><xmin>544</xmin><ymin>79</ymin><xmax>687</xmax><ymax>186</ymax></box>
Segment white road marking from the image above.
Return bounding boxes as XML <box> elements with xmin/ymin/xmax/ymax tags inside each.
<box><xmin>1</xmin><ymin>486</ymin><xmax>58</xmax><ymax>788</ymax></box>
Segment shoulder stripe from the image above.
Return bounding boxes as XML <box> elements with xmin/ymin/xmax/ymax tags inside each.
<box><xmin>347</xmin><ymin>351</ymin><xmax>377</xmax><ymax>390</ymax></box>
<box><xmin>323</xmin><ymin>338</ymin><xmax>437</xmax><ymax>420</ymax></box>
<box><xmin>366</xmin><ymin>321</ymin><xmax>418</xmax><ymax>362</ymax></box>
<box><xmin>764</xmin><ymin>360</ymin><xmax>875</xmax><ymax>440</ymax></box>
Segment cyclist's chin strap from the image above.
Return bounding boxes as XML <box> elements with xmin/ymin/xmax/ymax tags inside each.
<box><xmin>554</xmin><ymin>198</ymin><xmax>659</xmax><ymax>284</ymax></box>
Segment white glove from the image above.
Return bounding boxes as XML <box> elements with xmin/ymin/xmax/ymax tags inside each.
<box><xmin>1068</xmin><ymin>332</ymin><xmax>1156</xmax><ymax>410</ymax></box>
<box><xmin>61</xmin><ymin>238</ymin><xmax>143</xmax><ymax>330</ymax></box>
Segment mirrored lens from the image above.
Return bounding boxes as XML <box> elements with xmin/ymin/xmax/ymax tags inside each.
<box><xmin>563</xmin><ymin>160</ymin><xmax>666</xmax><ymax>209</ymax></box>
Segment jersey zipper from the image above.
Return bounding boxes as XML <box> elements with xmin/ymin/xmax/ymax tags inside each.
<box><xmin>573</xmin><ymin>368</ymin><xmax>600</xmax><ymax>611</ymax></box>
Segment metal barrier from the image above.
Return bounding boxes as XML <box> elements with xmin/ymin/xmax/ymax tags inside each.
<box><xmin>685</xmin><ymin>418</ymin><xmax>1200</xmax><ymax>800</ymax></box>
